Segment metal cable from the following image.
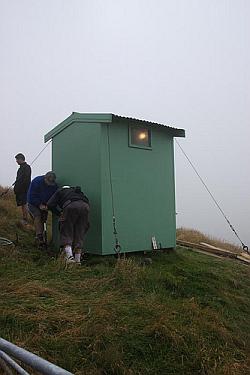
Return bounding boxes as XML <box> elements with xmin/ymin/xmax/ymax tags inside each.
<box><xmin>175</xmin><ymin>139</ymin><xmax>248</xmax><ymax>252</ymax></box>
<box><xmin>29</xmin><ymin>140</ymin><xmax>52</xmax><ymax>167</ymax></box>
<box><xmin>107</xmin><ymin>124</ymin><xmax>121</xmax><ymax>255</ymax></box>
<box><xmin>107</xmin><ymin>124</ymin><xmax>116</xmax><ymax>220</ymax></box>
<box><xmin>0</xmin><ymin>140</ymin><xmax>52</xmax><ymax>198</ymax></box>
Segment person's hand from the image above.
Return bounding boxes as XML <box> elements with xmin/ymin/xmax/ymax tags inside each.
<box><xmin>39</xmin><ymin>204</ymin><xmax>48</xmax><ymax>211</ymax></box>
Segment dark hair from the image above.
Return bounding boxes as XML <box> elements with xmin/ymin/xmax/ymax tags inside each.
<box><xmin>45</xmin><ymin>171</ymin><xmax>56</xmax><ymax>180</ymax></box>
<box><xmin>15</xmin><ymin>153</ymin><xmax>25</xmax><ymax>161</ymax></box>
<box><xmin>44</xmin><ymin>171</ymin><xmax>56</xmax><ymax>185</ymax></box>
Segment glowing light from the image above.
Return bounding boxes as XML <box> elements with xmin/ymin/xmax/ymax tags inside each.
<box><xmin>138</xmin><ymin>132</ymin><xmax>147</xmax><ymax>140</ymax></box>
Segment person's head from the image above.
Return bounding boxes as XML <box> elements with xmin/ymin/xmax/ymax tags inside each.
<box><xmin>15</xmin><ymin>153</ymin><xmax>25</xmax><ymax>165</ymax></box>
<box><xmin>44</xmin><ymin>171</ymin><xmax>57</xmax><ymax>186</ymax></box>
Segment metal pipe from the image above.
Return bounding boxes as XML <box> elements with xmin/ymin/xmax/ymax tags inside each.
<box><xmin>0</xmin><ymin>350</ymin><xmax>30</xmax><ymax>375</ymax></box>
<box><xmin>0</xmin><ymin>338</ymin><xmax>73</xmax><ymax>375</ymax></box>
<box><xmin>0</xmin><ymin>357</ymin><xmax>16</xmax><ymax>375</ymax></box>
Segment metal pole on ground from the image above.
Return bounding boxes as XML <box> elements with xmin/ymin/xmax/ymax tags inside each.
<box><xmin>0</xmin><ymin>338</ymin><xmax>73</xmax><ymax>375</ymax></box>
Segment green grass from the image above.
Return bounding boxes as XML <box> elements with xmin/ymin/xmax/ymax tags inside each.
<box><xmin>1</xmin><ymin>246</ymin><xmax>250</xmax><ymax>375</ymax></box>
<box><xmin>0</xmin><ymin>190</ymin><xmax>250</xmax><ymax>374</ymax></box>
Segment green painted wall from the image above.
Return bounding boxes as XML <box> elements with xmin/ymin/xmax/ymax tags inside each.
<box><xmin>50</xmin><ymin>116</ymin><xmax>178</xmax><ymax>255</ymax></box>
<box><xmin>52</xmin><ymin>121</ymin><xmax>102</xmax><ymax>253</ymax></box>
<box><xmin>101</xmin><ymin>121</ymin><xmax>176</xmax><ymax>254</ymax></box>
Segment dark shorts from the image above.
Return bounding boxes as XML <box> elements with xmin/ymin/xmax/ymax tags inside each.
<box><xmin>60</xmin><ymin>200</ymin><xmax>90</xmax><ymax>248</ymax></box>
<box><xmin>28</xmin><ymin>204</ymin><xmax>48</xmax><ymax>222</ymax></box>
<box><xmin>15</xmin><ymin>192</ymin><xmax>28</xmax><ymax>206</ymax></box>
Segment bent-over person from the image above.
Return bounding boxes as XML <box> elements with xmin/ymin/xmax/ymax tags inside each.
<box><xmin>47</xmin><ymin>186</ymin><xmax>90</xmax><ymax>265</ymax></box>
<box><xmin>27</xmin><ymin>172</ymin><xmax>57</xmax><ymax>246</ymax></box>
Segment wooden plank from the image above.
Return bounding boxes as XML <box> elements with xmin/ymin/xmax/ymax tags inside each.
<box><xmin>236</xmin><ymin>255</ymin><xmax>250</xmax><ymax>264</ymax></box>
<box><xmin>177</xmin><ymin>240</ymin><xmax>249</xmax><ymax>265</ymax></box>
<box><xmin>177</xmin><ymin>240</ymin><xmax>237</xmax><ymax>258</ymax></box>
<box><xmin>200</xmin><ymin>242</ymin><xmax>236</xmax><ymax>254</ymax></box>
<box><xmin>200</xmin><ymin>242</ymin><xmax>250</xmax><ymax>263</ymax></box>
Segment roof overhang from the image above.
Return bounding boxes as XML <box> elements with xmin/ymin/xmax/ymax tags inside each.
<box><xmin>44</xmin><ymin>113</ymin><xmax>185</xmax><ymax>142</ymax></box>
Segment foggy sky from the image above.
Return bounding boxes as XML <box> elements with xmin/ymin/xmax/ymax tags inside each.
<box><xmin>1</xmin><ymin>0</ymin><xmax>249</xmax><ymax>246</ymax></box>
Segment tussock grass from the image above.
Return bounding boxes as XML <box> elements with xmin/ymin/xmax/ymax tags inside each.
<box><xmin>0</xmin><ymin>188</ymin><xmax>250</xmax><ymax>374</ymax></box>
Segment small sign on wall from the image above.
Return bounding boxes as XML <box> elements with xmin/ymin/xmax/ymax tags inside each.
<box><xmin>152</xmin><ymin>236</ymin><xmax>158</xmax><ymax>250</ymax></box>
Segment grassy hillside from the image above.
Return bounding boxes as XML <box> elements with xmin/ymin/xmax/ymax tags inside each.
<box><xmin>0</xmin><ymin>188</ymin><xmax>250</xmax><ymax>375</ymax></box>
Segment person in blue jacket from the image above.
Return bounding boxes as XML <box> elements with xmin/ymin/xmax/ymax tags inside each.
<box><xmin>27</xmin><ymin>172</ymin><xmax>58</xmax><ymax>245</ymax></box>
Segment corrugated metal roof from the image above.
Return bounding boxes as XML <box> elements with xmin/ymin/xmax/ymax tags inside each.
<box><xmin>44</xmin><ymin>113</ymin><xmax>185</xmax><ymax>142</ymax></box>
<box><xmin>112</xmin><ymin>114</ymin><xmax>185</xmax><ymax>135</ymax></box>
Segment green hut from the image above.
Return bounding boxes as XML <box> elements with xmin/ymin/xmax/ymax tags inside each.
<box><xmin>44</xmin><ymin>113</ymin><xmax>185</xmax><ymax>255</ymax></box>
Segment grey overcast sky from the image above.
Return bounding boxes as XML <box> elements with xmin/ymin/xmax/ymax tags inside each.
<box><xmin>0</xmin><ymin>0</ymin><xmax>249</xmax><ymax>246</ymax></box>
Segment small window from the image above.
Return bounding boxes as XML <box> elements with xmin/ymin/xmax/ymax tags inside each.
<box><xmin>129</xmin><ymin>127</ymin><xmax>152</xmax><ymax>149</ymax></box>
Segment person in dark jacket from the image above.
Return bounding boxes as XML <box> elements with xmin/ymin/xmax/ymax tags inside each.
<box><xmin>27</xmin><ymin>172</ymin><xmax>57</xmax><ymax>245</ymax></box>
<box><xmin>47</xmin><ymin>186</ymin><xmax>90</xmax><ymax>265</ymax></box>
<box><xmin>14</xmin><ymin>153</ymin><xmax>31</xmax><ymax>224</ymax></box>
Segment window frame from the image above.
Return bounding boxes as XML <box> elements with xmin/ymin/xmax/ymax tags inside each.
<box><xmin>128</xmin><ymin>126</ymin><xmax>152</xmax><ymax>150</ymax></box>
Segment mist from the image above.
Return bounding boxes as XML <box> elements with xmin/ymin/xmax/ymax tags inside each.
<box><xmin>1</xmin><ymin>0</ymin><xmax>249</xmax><ymax>246</ymax></box>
